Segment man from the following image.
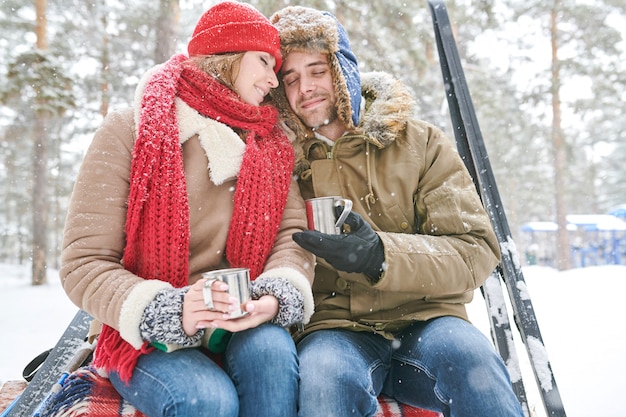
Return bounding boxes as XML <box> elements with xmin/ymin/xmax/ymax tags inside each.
<box><xmin>270</xmin><ymin>6</ymin><xmax>525</xmax><ymax>417</ymax></box>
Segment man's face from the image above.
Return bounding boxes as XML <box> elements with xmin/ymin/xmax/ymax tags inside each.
<box><xmin>280</xmin><ymin>51</ymin><xmax>343</xmax><ymax>139</ymax></box>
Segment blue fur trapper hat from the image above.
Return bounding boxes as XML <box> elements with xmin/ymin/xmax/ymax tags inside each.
<box><xmin>271</xmin><ymin>6</ymin><xmax>362</xmax><ymax>129</ymax></box>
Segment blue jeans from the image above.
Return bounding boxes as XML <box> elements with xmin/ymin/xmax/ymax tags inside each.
<box><xmin>297</xmin><ymin>316</ymin><xmax>524</xmax><ymax>417</ymax></box>
<box><xmin>110</xmin><ymin>324</ymin><xmax>298</xmax><ymax>417</ymax></box>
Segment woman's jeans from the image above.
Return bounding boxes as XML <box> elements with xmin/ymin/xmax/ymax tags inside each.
<box><xmin>110</xmin><ymin>324</ymin><xmax>298</xmax><ymax>417</ymax></box>
<box><xmin>297</xmin><ymin>316</ymin><xmax>525</xmax><ymax>417</ymax></box>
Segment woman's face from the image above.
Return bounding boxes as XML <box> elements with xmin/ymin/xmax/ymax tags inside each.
<box><xmin>233</xmin><ymin>51</ymin><xmax>279</xmax><ymax>106</ymax></box>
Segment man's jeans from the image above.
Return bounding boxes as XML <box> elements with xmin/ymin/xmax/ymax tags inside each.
<box><xmin>110</xmin><ymin>324</ymin><xmax>298</xmax><ymax>417</ymax></box>
<box><xmin>298</xmin><ymin>316</ymin><xmax>524</xmax><ymax>417</ymax></box>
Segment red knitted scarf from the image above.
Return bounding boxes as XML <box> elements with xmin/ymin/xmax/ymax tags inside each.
<box><xmin>93</xmin><ymin>54</ymin><xmax>294</xmax><ymax>382</ymax></box>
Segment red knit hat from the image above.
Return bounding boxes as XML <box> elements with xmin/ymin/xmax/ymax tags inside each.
<box><xmin>188</xmin><ymin>1</ymin><xmax>282</xmax><ymax>71</ymax></box>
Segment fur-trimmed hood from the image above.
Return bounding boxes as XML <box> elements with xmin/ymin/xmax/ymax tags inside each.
<box><xmin>283</xmin><ymin>70</ymin><xmax>415</xmax><ymax>175</ymax></box>
<box><xmin>271</xmin><ymin>6</ymin><xmax>362</xmax><ymax>131</ymax></box>
<box><xmin>359</xmin><ymin>71</ymin><xmax>415</xmax><ymax>148</ymax></box>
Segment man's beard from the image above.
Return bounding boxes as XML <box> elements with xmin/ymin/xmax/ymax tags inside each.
<box><xmin>297</xmin><ymin>95</ymin><xmax>338</xmax><ymax>130</ymax></box>
<box><xmin>310</xmin><ymin>109</ymin><xmax>339</xmax><ymax>131</ymax></box>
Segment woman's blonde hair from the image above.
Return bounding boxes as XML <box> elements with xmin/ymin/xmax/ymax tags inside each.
<box><xmin>190</xmin><ymin>52</ymin><xmax>245</xmax><ymax>90</ymax></box>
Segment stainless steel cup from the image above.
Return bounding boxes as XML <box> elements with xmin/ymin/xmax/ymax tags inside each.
<box><xmin>202</xmin><ymin>268</ymin><xmax>250</xmax><ymax>318</ymax></box>
<box><xmin>305</xmin><ymin>196</ymin><xmax>353</xmax><ymax>235</ymax></box>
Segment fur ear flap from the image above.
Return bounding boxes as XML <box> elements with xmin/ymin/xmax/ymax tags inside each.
<box><xmin>268</xmin><ymin>86</ymin><xmax>313</xmax><ymax>178</ymax></box>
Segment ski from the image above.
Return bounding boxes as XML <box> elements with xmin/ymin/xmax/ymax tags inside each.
<box><xmin>426</xmin><ymin>3</ymin><xmax>530</xmax><ymax>412</ymax></box>
<box><xmin>427</xmin><ymin>1</ymin><xmax>567</xmax><ymax>416</ymax></box>
<box><xmin>5</xmin><ymin>309</ymin><xmax>93</xmax><ymax>417</ymax></box>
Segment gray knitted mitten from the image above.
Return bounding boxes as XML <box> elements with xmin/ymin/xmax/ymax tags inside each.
<box><xmin>250</xmin><ymin>276</ymin><xmax>304</xmax><ymax>327</ymax></box>
<box><xmin>140</xmin><ymin>287</ymin><xmax>204</xmax><ymax>346</ymax></box>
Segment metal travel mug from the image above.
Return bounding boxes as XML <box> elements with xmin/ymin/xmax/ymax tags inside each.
<box><xmin>305</xmin><ymin>196</ymin><xmax>353</xmax><ymax>235</ymax></box>
<box><xmin>202</xmin><ymin>268</ymin><xmax>251</xmax><ymax>318</ymax></box>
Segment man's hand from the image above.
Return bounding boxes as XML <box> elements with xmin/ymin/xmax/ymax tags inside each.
<box><xmin>293</xmin><ymin>211</ymin><xmax>385</xmax><ymax>281</ymax></box>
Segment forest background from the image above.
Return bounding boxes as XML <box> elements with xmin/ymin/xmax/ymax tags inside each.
<box><xmin>1</xmin><ymin>0</ymin><xmax>625</xmax><ymax>285</ymax></box>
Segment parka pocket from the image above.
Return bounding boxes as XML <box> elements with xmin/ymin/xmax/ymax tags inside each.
<box><xmin>375</xmin><ymin>203</ymin><xmax>414</xmax><ymax>233</ymax></box>
<box><xmin>421</xmin><ymin>186</ymin><xmax>472</xmax><ymax>235</ymax></box>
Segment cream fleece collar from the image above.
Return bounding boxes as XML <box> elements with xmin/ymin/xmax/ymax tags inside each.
<box><xmin>134</xmin><ymin>63</ymin><xmax>244</xmax><ymax>186</ymax></box>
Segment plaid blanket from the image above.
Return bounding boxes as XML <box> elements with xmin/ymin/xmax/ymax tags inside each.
<box><xmin>40</xmin><ymin>366</ymin><xmax>442</xmax><ymax>417</ymax></box>
<box><xmin>375</xmin><ymin>396</ymin><xmax>441</xmax><ymax>417</ymax></box>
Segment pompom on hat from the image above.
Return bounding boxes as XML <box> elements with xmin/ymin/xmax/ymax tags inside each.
<box><xmin>188</xmin><ymin>1</ymin><xmax>282</xmax><ymax>72</ymax></box>
<box><xmin>270</xmin><ymin>6</ymin><xmax>361</xmax><ymax>128</ymax></box>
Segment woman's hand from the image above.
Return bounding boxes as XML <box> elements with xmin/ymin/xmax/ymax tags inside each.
<box><xmin>182</xmin><ymin>278</ymin><xmax>239</xmax><ymax>336</ymax></box>
<box><xmin>211</xmin><ymin>295</ymin><xmax>278</xmax><ymax>332</ymax></box>
<box><xmin>209</xmin><ymin>295</ymin><xmax>279</xmax><ymax>332</ymax></box>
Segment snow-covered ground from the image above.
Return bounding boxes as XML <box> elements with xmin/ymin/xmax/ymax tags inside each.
<box><xmin>1</xmin><ymin>262</ymin><xmax>624</xmax><ymax>417</ymax></box>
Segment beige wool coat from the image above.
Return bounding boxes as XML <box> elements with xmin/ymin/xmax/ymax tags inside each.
<box><xmin>61</xmin><ymin>68</ymin><xmax>315</xmax><ymax>349</ymax></box>
<box><xmin>292</xmin><ymin>72</ymin><xmax>501</xmax><ymax>341</ymax></box>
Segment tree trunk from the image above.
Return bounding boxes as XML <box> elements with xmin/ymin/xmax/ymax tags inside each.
<box><xmin>154</xmin><ymin>0</ymin><xmax>180</xmax><ymax>64</ymax></box>
<box><xmin>32</xmin><ymin>115</ymin><xmax>49</xmax><ymax>285</ymax></box>
<box><xmin>34</xmin><ymin>0</ymin><xmax>47</xmax><ymax>50</ymax></box>
<box><xmin>550</xmin><ymin>4</ymin><xmax>571</xmax><ymax>270</ymax></box>
<box><xmin>32</xmin><ymin>0</ymin><xmax>49</xmax><ymax>285</ymax></box>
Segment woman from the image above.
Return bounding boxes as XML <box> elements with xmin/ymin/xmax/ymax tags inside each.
<box><xmin>59</xmin><ymin>2</ymin><xmax>314</xmax><ymax>416</ymax></box>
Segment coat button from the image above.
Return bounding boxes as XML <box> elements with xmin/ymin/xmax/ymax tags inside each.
<box><xmin>336</xmin><ymin>277</ymin><xmax>348</xmax><ymax>290</ymax></box>
<box><xmin>400</xmin><ymin>221</ymin><xmax>409</xmax><ymax>229</ymax></box>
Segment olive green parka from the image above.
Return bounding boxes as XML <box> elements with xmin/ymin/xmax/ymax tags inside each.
<box><xmin>292</xmin><ymin>72</ymin><xmax>500</xmax><ymax>340</ymax></box>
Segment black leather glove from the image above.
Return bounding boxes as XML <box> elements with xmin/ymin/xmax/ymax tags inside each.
<box><xmin>293</xmin><ymin>210</ymin><xmax>385</xmax><ymax>282</ymax></box>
